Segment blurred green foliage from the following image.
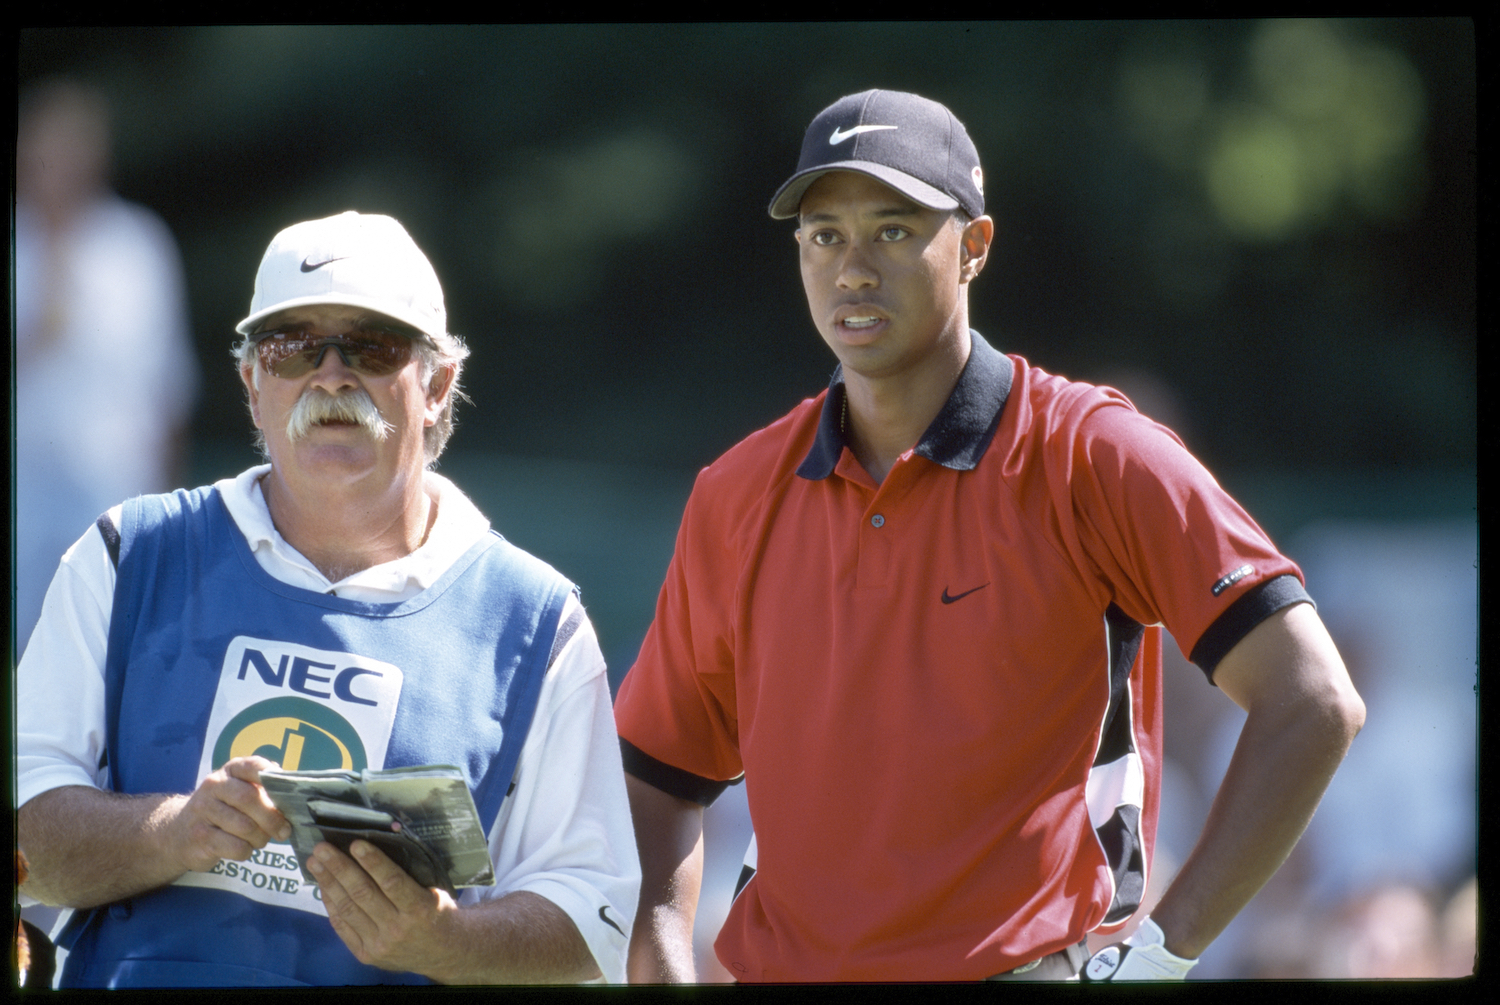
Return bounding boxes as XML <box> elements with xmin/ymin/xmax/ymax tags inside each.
<box><xmin>18</xmin><ymin>21</ymin><xmax>1475</xmax><ymax>478</ymax></box>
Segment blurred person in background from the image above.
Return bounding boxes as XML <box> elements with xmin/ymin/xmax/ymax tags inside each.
<box><xmin>13</xmin><ymin>78</ymin><xmax>201</xmax><ymax>653</ymax></box>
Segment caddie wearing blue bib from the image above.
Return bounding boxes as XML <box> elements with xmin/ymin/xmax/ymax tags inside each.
<box><xmin>16</xmin><ymin>211</ymin><xmax>641</xmax><ymax>986</ymax></box>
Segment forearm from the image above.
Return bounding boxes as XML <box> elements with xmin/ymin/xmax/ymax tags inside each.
<box><xmin>627</xmin><ymin>860</ymin><xmax>702</xmax><ymax>983</ymax></box>
<box><xmin>625</xmin><ymin>773</ymin><xmax>704</xmax><ymax>983</ymax></box>
<box><xmin>20</xmin><ymin>758</ymin><xmax>290</xmax><ymax>911</ymax></box>
<box><xmin>18</xmin><ymin>786</ymin><xmax>192</xmax><ymax>908</ymax></box>
<box><xmin>1151</xmin><ymin>625</ymin><xmax>1364</xmax><ymax>958</ymax></box>
<box><xmin>423</xmin><ymin>891</ymin><xmax>602</xmax><ymax>985</ymax></box>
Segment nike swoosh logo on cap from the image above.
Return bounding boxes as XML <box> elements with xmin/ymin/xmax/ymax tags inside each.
<box><xmin>300</xmin><ymin>256</ymin><xmax>347</xmax><ymax>272</ymax></box>
<box><xmin>828</xmin><ymin>124</ymin><xmax>898</xmax><ymax>145</ymax></box>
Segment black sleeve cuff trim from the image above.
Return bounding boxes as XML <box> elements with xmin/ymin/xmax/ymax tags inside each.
<box><xmin>620</xmin><ymin>737</ymin><xmax>739</xmax><ymax>806</ymax></box>
<box><xmin>1191</xmin><ymin>574</ymin><xmax>1313</xmax><ymax>682</ymax></box>
<box><xmin>96</xmin><ymin>511</ymin><xmax>121</xmax><ymax>569</ymax></box>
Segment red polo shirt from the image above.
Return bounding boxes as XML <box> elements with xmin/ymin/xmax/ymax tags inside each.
<box><xmin>614</xmin><ymin>333</ymin><xmax>1307</xmax><ymax>981</ymax></box>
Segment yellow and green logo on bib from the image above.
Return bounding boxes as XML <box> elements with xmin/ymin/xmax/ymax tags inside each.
<box><xmin>211</xmin><ymin>695</ymin><xmax>367</xmax><ymax>771</ymax></box>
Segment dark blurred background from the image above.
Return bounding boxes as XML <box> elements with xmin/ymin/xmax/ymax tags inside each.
<box><xmin>13</xmin><ymin>21</ymin><xmax>1477</xmax><ymax>980</ymax></box>
<box><xmin>17</xmin><ymin>22</ymin><xmax>1476</xmax><ymax>471</ymax></box>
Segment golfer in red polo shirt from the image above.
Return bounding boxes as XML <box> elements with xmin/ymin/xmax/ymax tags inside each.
<box><xmin>614</xmin><ymin>90</ymin><xmax>1364</xmax><ymax>983</ymax></box>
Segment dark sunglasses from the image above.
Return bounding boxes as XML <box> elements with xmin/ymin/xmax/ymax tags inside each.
<box><xmin>254</xmin><ymin>328</ymin><xmax>425</xmax><ymax>379</ymax></box>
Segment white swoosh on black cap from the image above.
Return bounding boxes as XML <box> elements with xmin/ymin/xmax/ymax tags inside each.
<box><xmin>828</xmin><ymin>124</ymin><xmax>898</xmax><ymax>145</ymax></box>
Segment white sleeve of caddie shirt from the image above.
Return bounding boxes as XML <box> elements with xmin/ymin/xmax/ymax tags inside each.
<box><xmin>15</xmin><ymin>514</ymin><xmax>119</xmax><ymax>811</ymax></box>
<box><xmin>467</xmin><ymin>595</ymin><xmax>641</xmax><ymax>984</ymax></box>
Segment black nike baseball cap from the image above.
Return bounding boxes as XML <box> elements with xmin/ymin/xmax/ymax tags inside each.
<box><xmin>768</xmin><ymin>89</ymin><xmax>985</xmax><ymax>221</ymax></box>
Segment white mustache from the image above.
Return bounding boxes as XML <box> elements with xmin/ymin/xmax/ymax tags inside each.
<box><xmin>286</xmin><ymin>388</ymin><xmax>395</xmax><ymax>443</ymax></box>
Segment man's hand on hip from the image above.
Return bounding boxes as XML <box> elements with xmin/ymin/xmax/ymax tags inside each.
<box><xmin>1081</xmin><ymin>917</ymin><xmax>1198</xmax><ymax>981</ymax></box>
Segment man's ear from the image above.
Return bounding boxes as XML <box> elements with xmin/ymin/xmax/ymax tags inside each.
<box><xmin>424</xmin><ymin>364</ymin><xmax>457</xmax><ymax>425</ymax></box>
<box><xmin>959</xmin><ymin>215</ymin><xmax>995</xmax><ymax>284</ymax></box>
<box><xmin>241</xmin><ymin>363</ymin><xmax>264</xmax><ymax>430</ymax></box>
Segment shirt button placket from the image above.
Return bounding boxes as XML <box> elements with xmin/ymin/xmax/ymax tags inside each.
<box><xmin>856</xmin><ymin>511</ymin><xmax>890</xmax><ymax>588</ymax></box>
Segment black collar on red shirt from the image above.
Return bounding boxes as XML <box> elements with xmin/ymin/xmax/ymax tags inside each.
<box><xmin>796</xmin><ymin>331</ymin><xmax>1015</xmax><ymax>480</ymax></box>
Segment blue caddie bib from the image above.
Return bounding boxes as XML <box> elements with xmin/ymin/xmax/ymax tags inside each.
<box><xmin>57</xmin><ymin>486</ymin><xmax>573</xmax><ymax>987</ymax></box>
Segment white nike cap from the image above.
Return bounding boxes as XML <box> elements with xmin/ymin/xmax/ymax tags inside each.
<box><xmin>235</xmin><ymin>211</ymin><xmax>447</xmax><ymax>337</ymax></box>
<box><xmin>768</xmin><ymin>89</ymin><xmax>985</xmax><ymax>221</ymax></box>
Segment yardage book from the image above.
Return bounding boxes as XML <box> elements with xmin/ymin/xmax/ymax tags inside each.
<box><xmin>259</xmin><ymin>764</ymin><xmax>495</xmax><ymax>893</ymax></box>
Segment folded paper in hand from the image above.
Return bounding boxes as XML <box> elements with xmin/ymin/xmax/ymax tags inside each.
<box><xmin>260</xmin><ymin>764</ymin><xmax>496</xmax><ymax>893</ymax></box>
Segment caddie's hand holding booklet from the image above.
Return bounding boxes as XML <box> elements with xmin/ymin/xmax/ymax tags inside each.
<box><xmin>259</xmin><ymin>764</ymin><xmax>495</xmax><ymax>894</ymax></box>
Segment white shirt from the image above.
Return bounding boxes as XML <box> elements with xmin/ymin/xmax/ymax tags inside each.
<box><xmin>15</xmin><ymin>465</ymin><xmax>640</xmax><ymax>983</ymax></box>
